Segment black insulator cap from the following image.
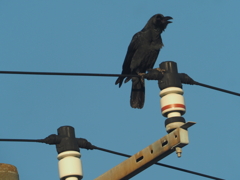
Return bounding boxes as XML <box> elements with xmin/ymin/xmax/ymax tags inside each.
<box><xmin>179</xmin><ymin>73</ymin><xmax>195</xmax><ymax>85</ymax></box>
<box><xmin>165</xmin><ymin>117</ymin><xmax>186</xmax><ymax>127</ymax></box>
<box><xmin>77</xmin><ymin>138</ymin><xmax>94</xmax><ymax>150</ymax></box>
<box><xmin>43</xmin><ymin>134</ymin><xmax>61</xmax><ymax>145</ymax></box>
<box><xmin>158</xmin><ymin>61</ymin><xmax>182</xmax><ymax>90</ymax></box>
<box><xmin>165</xmin><ymin>117</ymin><xmax>186</xmax><ymax>133</ymax></box>
<box><xmin>56</xmin><ymin>126</ymin><xmax>80</xmax><ymax>154</ymax></box>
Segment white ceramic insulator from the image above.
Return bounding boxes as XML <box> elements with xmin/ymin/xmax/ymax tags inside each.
<box><xmin>65</xmin><ymin>177</ymin><xmax>78</xmax><ymax>180</ymax></box>
<box><xmin>160</xmin><ymin>87</ymin><xmax>186</xmax><ymax>117</ymax></box>
<box><xmin>167</xmin><ymin>112</ymin><xmax>181</xmax><ymax>118</ymax></box>
<box><xmin>57</xmin><ymin>151</ymin><xmax>83</xmax><ymax>180</ymax></box>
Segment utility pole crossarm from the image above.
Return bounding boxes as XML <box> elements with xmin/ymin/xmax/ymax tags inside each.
<box><xmin>95</xmin><ymin>123</ymin><xmax>194</xmax><ymax>180</ymax></box>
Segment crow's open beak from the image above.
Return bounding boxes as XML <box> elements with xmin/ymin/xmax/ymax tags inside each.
<box><xmin>163</xmin><ymin>16</ymin><xmax>173</xmax><ymax>24</ymax></box>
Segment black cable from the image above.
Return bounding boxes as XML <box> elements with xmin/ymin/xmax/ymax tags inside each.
<box><xmin>179</xmin><ymin>73</ymin><xmax>240</xmax><ymax>97</ymax></box>
<box><xmin>0</xmin><ymin>70</ymin><xmax>139</xmax><ymax>77</ymax></box>
<box><xmin>1</xmin><ymin>70</ymin><xmax>240</xmax><ymax>98</ymax></box>
<box><xmin>93</xmin><ymin>146</ymin><xmax>224</xmax><ymax>180</ymax></box>
<box><xmin>93</xmin><ymin>146</ymin><xmax>131</xmax><ymax>158</ymax></box>
<box><xmin>194</xmin><ymin>81</ymin><xmax>240</xmax><ymax>96</ymax></box>
<box><xmin>0</xmin><ymin>138</ymin><xmax>224</xmax><ymax>179</ymax></box>
<box><xmin>0</xmin><ymin>139</ymin><xmax>44</xmax><ymax>143</ymax></box>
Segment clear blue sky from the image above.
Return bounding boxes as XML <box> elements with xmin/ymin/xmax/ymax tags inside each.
<box><xmin>1</xmin><ymin>1</ymin><xmax>239</xmax><ymax>179</ymax></box>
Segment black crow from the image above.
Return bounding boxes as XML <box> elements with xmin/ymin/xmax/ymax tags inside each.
<box><xmin>115</xmin><ymin>14</ymin><xmax>172</xmax><ymax>109</ymax></box>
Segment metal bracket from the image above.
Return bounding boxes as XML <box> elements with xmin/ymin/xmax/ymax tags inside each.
<box><xmin>95</xmin><ymin>122</ymin><xmax>195</xmax><ymax>180</ymax></box>
<box><xmin>180</xmin><ymin>121</ymin><xmax>196</xmax><ymax>130</ymax></box>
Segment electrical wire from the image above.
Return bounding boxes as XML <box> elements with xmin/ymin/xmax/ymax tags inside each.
<box><xmin>0</xmin><ymin>70</ymin><xmax>139</xmax><ymax>77</ymax></box>
<box><xmin>93</xmin><ymin>146</ymin><xmax>224</xmax><ymax>180</ymax></box>
<box><xmin>0</xmin><ymin>70</ymin><xmax>239</xmax><ymax>98</ymax></box>
<box><xmin>0</xmin><ymin>139</ymin><xmax>44</xmax><ymax>143</ymax></box>
<box><xmin>0</xmin><ymin>138</ymin><xmax>224</xmax><ymax>179</ymax></box>
<box><xmin>194</xmin><ymin>81</ymin><xmax>240</xmax><ymax>96</ymax></box>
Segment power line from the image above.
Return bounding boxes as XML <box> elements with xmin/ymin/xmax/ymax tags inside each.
<box><xmin>0</xmin><ymin>70</ymin><xmax>139</xmax><ymax>77</ymax></box>
<box><xmin>0</xmin><ymin>138</ymin><xmax>43</xmax><ymax>143</ymax></box>
<box><xmin>0</xmin><ymin>138</ymin><xmax>224</xmax><ymax>180</ymax></box>
<box><xmin>194</xmin><ymin>81</ymin><xmax>240</xmax><ymax>96</ymax></box>
<box><xmin>0</xmin><ymin>70</ymin><xmax>239</xmax><ymax>98</ymax></box>
<box><xmin>179</xmin><ymin>73</ymin><xmax>240</xmax><ymax>96</ymax></box>
<box><xmin>93</xmin><ymin>146</ymin><xmax>224</xmax><ymax>180</ymax></box>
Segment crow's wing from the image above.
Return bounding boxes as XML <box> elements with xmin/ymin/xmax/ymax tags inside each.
<box><xmin>121</xmin><ymin>31</ymin><xmax>144</xmax><ymax>74</ymax></box>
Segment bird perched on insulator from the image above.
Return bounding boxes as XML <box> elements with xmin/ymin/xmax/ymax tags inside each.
<box><xmin>115</xmin><ymin>14</ymin><xmax>172</xmax><ymax>109</ymax></box>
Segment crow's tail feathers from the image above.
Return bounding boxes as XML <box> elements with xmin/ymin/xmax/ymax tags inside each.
<box><xmin>130</xmin><ymin>77</ymin><xmax>145</xmax><ymax>109</ymax></box>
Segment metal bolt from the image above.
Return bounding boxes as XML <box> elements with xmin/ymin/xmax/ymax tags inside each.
<box><xmin>175</xmin><ymin>147</ymin><xmax>182</xmax><ymax>158</ymax></box>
